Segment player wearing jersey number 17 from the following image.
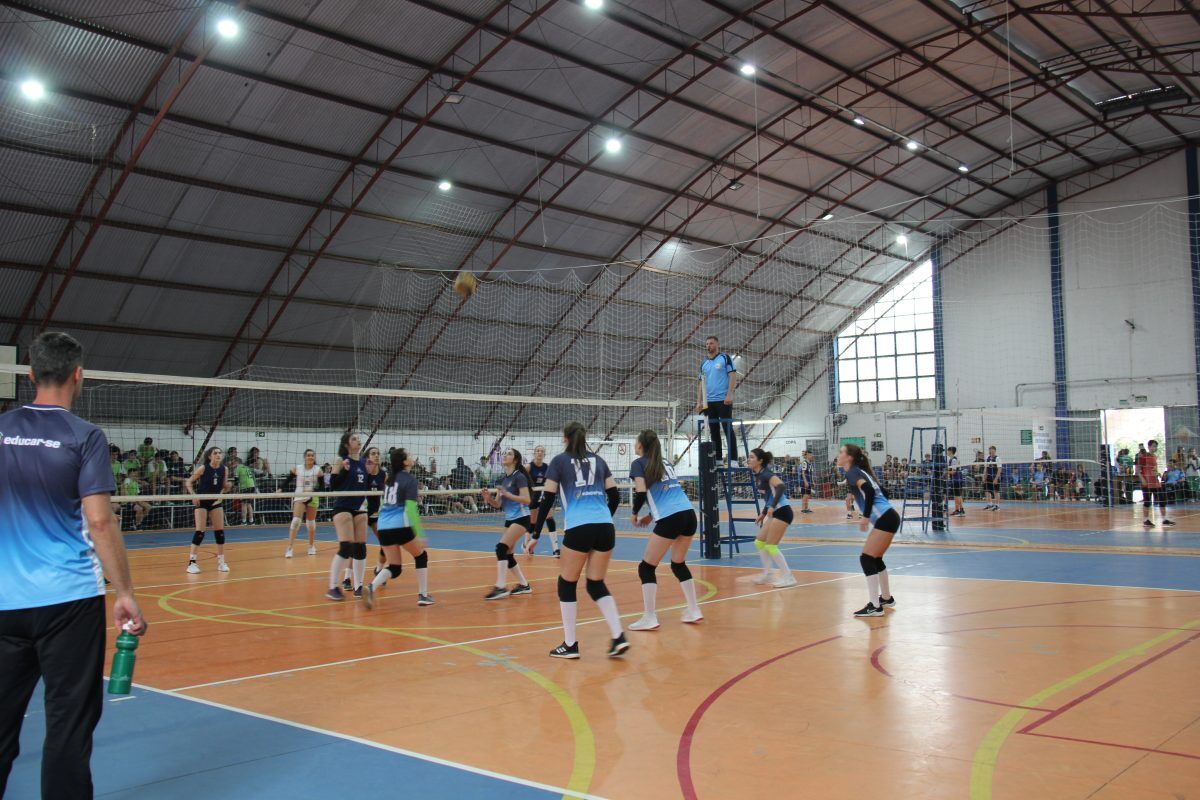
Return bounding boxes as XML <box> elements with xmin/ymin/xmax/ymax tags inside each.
<box><xmin>530</xmin><ymin>422</ymin><xmax>628</xmax><ymax>659</ymax></box>
<box><xmin>837</xmin><ymin>444</ymin><xmax>901</xmax><ymax>618</ymax></box>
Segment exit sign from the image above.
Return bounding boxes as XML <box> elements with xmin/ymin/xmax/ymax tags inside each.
<box><xmin>1020</xmin><ymin>429</ymin><xmax>1032</xmax><ymax>445</ymax></box>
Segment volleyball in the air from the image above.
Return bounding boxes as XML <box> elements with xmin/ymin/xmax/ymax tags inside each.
<box><xmin>454</xmin><ymin>271</ymin><xmax>478</xmax><ymax>299</ymax></box>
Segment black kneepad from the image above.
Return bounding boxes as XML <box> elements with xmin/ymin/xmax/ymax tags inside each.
<box><xmin>585</xmin><ymin>579</ymin><xmax>609</xmax><ymax>601</ymax></box>
<box><xmin>557</xmin><ymin>576</ymin><xmax>577</xmax><ymax>603</ymax></box>
<box><xmin>388</xmin><ymin>564</ymin><xmax>404</xmax><ymax>579</ymax></box>
<box><xmin>415</xmin><ymin>551</ymin><xmax>428</xmax><ymax>569</ymax></box>
<box><xmin>337</xmin><ymin>541</ymin><xmax>354</xmax><ymax>559</ymax></box>
<box><xmin>859</xmin><ymin>552</ymin><xmax>879</xmax><ymax>576</ymax></box>
<box><xmin>192</xmin><ymin>531</ymin><xmax>205</xmax><ymax>546</ymax></box>
<box><xmin>670</xmin><ymin>561</ymin><xmax>692</xmax><ymax>582</ymax></box>
<box><xmin>637</xmin><ymin>560</ymin><xmax>657</xmax><ymax>584</ymax></box>
<box><xmin>495</xmin><ymin>542</ymin><xmax>509</xmax><ymax>561</ymax></box>
<box><xmin>213</xmin><ymin>530</ymin><xmax>225</xmax><ymax>545</ymax></box>
<box><xmin>352</xmin><ymin>542</ymin><xmax>367</xmax><ymax>560</ymax></box>
<box><xmin>875</xmin><ymin>557</ymin><xmax>886</xmax><ymax>572</ymax></box>
<box><xmin>507</xmin><ymin>554</ymin><xmax>517</xmax><ymax>568</ymax></box>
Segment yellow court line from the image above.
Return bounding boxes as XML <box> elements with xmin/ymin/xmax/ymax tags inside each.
<box><xmin>969</xmin><ymin>617</ymin><xmax>1200</xmax><ymax>800</ymax></box>
<box><xmin>154</xmin><ymin>589</ymin><xmax>599</xmax><ymax>800</ymax></box>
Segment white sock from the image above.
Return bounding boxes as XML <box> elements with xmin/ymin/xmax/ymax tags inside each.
<box><xmin>769</xmin><ymin>548</ymin><xmax>790</xmax><ymax>574</ymax></box>
<box><xmin>330</xmin><ymin>554</ymin><xmax>348</xmax><ymax>589</ymax></box>
<box><xmin>679</xmin><ymin>579</ymin><xmax>700</xmax><ymax>613</ymax></box>
<box><xmin>344</xmin><ymin>566</ymin><xmax>352</xmax><ymax>580</ymax></box>
<box><xmin>495</xmin><ymin>559</ymin><xmax>508</xmax><ymax>588</ymax></box>
<box><xmin>595</xmin><ymin>594</ymin><xmax>623</xmax><ymax>638</ymax></box>
<box><xmin>758</xmin><ymin>548</ymin><xmax>773</xmax><ymax>574</ymax></box>
<box><xmin>866</xmin><ymin>573</ymin><xmax>880</xmax><ymax>606</ymax></box>
<box><xmin>352</xmin><ymin>557</ymin><xmax>366</xmax><ymax>590</ymax></box>
<box><xmin>417</xmin><ymin>568</ymin><xmax>428</xmax><ymax>596</ymax></box>
<box><xmin>548</xmin><ymin>531</ymin><xmax>559</xmax><ymax>549</ymax></box>
<box><xmin>878</xmin><ymin>569</ymin><xmax>891</xmax><ymax>599</ymax></box>
<box><xmin>510</xmin><ymin>562</ymin><xmax>527</xmax><ymax>586</ymax></box>
<box><xmin>560</xmin><ymin>601</ymin><xmax>578</xmax><ymax>646</ymax></box>
<box><xmin>371</xmin><ymin>568</ymin><xmax>390</xmax><ymax>590</ymax></box>
<box><xmin>641</xmin><ymin>582</ymin><xmax>658</xmax><ymax>617</ymax></box>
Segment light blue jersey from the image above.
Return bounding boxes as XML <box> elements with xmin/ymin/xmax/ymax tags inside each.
<box><xmin>496</xmin><ymin>470</ymin><xmax>530</xmax><ymax>521</ymax></box>
<box><xmin>846</xmin><ymin>465</ymin><xmax>892</xmax><ymax>522</ymax></box>
<box><xmin>378</xmin><ymin>472</ymin><xmax>420</xmax><ymax>530</ymax></box>
<box><xmin>545</xmin><ymin>451</ymin><xmax>612</xmax><ymax>529</ymax></box>
<box><xmin>0</xmin><ymin>404</ymin><xmax>114</xmax><ymax>610</ymax></box>
<box><xmin>629</xmin><ymin>456</ymin><xmax>693</xmax><ymax>521</ymax></box>
<box><xmin>699</xmin><ymin>353</ymin><xmax>736</xmax><ymax>403</ymax></box>
<box><xmin>755</xmin><ymin>467</ymin><xmax>790</xmax><ymax>508</ymax></box>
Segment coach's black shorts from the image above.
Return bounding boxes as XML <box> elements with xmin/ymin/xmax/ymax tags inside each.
<box><xmin>563</xmin><ymin>523</ymin><xmax>616</xmax><ymax>553</ymax></box>
<box><xmin>653</xmin><ymin>509</ymin><xmax>697</xmax><ymax>540</ymax></box>
<box><xmin>377</xmin><ymin>527</ymin><xmax>416</xmax><ymax>547</ymax></box>
<box><xmin>873</xmin><ymin>509</ymin><xmax>901</xmax><ymax>534</ymax></box>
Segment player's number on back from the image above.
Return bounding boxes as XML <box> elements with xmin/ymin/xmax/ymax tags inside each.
<box><xmin>573</xmin><ymin>458</ymin><xmax>597</xmax><ymax>487</ymax></box>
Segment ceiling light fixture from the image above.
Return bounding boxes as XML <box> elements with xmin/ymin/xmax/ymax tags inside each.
<box><xmin>19</xmin><ymin>79</ymin><xmax>45</xmax><ymax>100</ymax></box>
<box><xmin>604</xmin><ymin>137</ymin><xmax>622</xmax><ymax>154</ymax></box>
<box><xmin>216</xmin><ymin>18</ymin><xmax>239</xmax><ymax>38</ymax></box>
<box><xmin>958</xmin><ymin>164</ymin><xmax>969</xmax><ymax>173</ymax></box>
<box><xmin>896</xmin><ymin>234</ymin><xmax>908</xmax><ymax>246</ymax></box>
<box><xmin>740</xmin><ymin>63</ymin><xmax>756</xmax><ymax>77</ymax></box>
<box><xmin>444</xmin><ymin>92</ymin><xmax>464</xmax><ymax>104</ymax></box>
<box><xmin>852</xmin><ymin>116</ymin><xmax>866</xmax><ymax>126</ymax></box>
<box><xmin>584</xmin><ymin>0</ymin><xmax>603</xmax><ymax>9</ymax></box>
<box><xmin>438</xmin><ymin>180</ymin><xmax>452</xmax><ymax>191</ymax></box>
<box><xmin>727</xmin><ymin>179</ymin><xmax>744</xmax><ymax>191</ymax></box>
<box><xmin>822</xmin><ymin>213</ymin><xmax>834</xmax><ymax>221</ymax></box>
<box><xmin>905</xmin><ymin>140</ymin><xmax>920</xmax><ymax>151</ymax></box>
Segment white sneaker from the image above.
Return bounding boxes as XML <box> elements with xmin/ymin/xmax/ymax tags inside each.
<box><xmin>629</xmin><ymin>615</ymin><xmax>660</xmax><ymax>631</ymax></box>
<box><xmin>186</xmin><ymin>561</ymin><xmax>200</xmax><ymax>574</ymax></box>
<box><xmin>217</xmin><ymin>560</ymin><xmax>230</xmax><ymax>573</ymax></box>
<box><xmin>307</xmin><ymin>545</ymin><xmax>317</xmax><ymax>556</ymax></box>
<box><xmin>284</xmin><ymin>547</ymin><xmax>293</xmax><ymax>558</ymax></box>
<box><xmin>752</xmin><ymin>572</ymin><xmax>777</xmax><ymax>585</ymax></box>
<box><xmin>772</xmin><ymin>574</ymin><xmax>798</xmax><ymax>588</ymax></box>
<box><xmin>681</xmin><ymin>609</ymin><xmax>704</xmax><ymax>624</ymax></box>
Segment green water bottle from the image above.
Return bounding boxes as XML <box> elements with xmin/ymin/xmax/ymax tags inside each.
<box><xmin>107</xmin><ymin>626</ymin><xmax>139</xmax><ymax>695</ymax></box>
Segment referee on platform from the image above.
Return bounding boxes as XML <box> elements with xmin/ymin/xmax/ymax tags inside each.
<box><xmin>0</xmin><ymin>332</ymin><xmax>147</xmax><ymax>799</ymax></box>
<box><xmin>695</xmin><ymin>335</ymin><xmax>739</xmax><ymax>464</ymax></box>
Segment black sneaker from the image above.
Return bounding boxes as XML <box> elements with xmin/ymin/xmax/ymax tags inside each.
<box><xmin>879</xmin><ymin>595</ymin><xmax>896</xmax><ymax>609</ymax></box>
<box><xmin>484</xmin><ymin>586</ymin><xmax>510</xmax><ymax>601</ymax></box>
<box><xmin>342</xmin><ymin>578</ymin><xmax>353</xmax><ymax>590</ymax></box>
<box><xmin>1162</xmin><ymin>519</ymin><xmax>1176</xmax><ymax>527</ymax></box>
<box><xmin>373</xmin><ymin>565</ymin><xmax>381</xmax><ymax>577</ymax></box>
<box><xmin>1144</xmin><ymin>519</ymin><xmax>1155</xmax><ymax>527</ymax></box>
<box><xmin>853</xmin><ymin>602</ymin><xmax>883</xmax><ymax>618</ymax></box>
<box><xmin>510</xmin><ymin>584</ymin><xmax>532</xmax><ymax>596</ymax></box>
<box><xmin>325</xmin><ymin>587</ymin><xmax>345</xmax><ymax>602</ymax></box>
<box><xmin>552</xmin><ymin>549</ymin><xmax>561</xmax><ymax>557</ymax></box>
<box><xmin>801</xmin><ymin>508</ymin><xmax>813</xmax><ymax>514</ymax></box>
<box><xmin>549</xmin><ymin>641</ymin><xmax>580</xmax><ymax>659</ymax></box>
<box><xmin>607</xmin><ymin>633</ymin><xmax>630</xmax><ymax>658</ymax></box>
<box><xmin>417</xmin><ymin>594</ymin><xmax>434</xmax><ymax>606</ymax></box>
<box><xmin>352</xmin><ymin>586</ymin><xmax>363</xmax><ymax>599</ymax></box>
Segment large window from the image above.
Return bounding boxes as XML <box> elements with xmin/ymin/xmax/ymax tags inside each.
<box><xmin>837</xmin><ymin>260</ymin><xmax>936</xmax><ymax>405</ymax></box>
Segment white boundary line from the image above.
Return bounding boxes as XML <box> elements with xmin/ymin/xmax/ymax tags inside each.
<box><xmin>126</xmin><ymin>683</ymin><xmax>608</xmax><ymax>800</ymax></box>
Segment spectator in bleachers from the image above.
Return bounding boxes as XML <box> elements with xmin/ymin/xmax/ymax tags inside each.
<box><xmin>1164</xmin><ymin>459</ymin><xmax>1186</xmax><ymax>504</ymax></box>
<box><xmin>137</xmin><ymin>437</ymin><xmax>156</xmax><ymax>465</ymax></box>
<box><xmin>110</xmin><ymin>449</ymin><xmax>125</xmax><ymax>483</ymax></box>
<box><xmin>145</xmin><ymin>450</ymin><xmax>168</xmax><ymax>494</ymax></box>
<box><xmin>1030</xmin><ymin>465</ymin><xmax>1047</xmax><ymax>499</ymax></box>
<box><xmin>246</xmin><ymin>446</ymin><xmax>271</xmax><ymax>478</ymax></box>
<box><xmin>121</xmin><ymin>450</ymin><xmax>140</xmax><ymax>478</ymax></box>
<box><xmin>119</xmin><ymin>469</ymin><xmax>150</xmax><ymax>530</ymax></box>
<box><xmin>1187</xmin><ymin>448</ymin><xmax>1199</xmax><ymax>501</ymax></box>
<box><xmin>1116</xmin><ymin>448</ymin><xmax>1134</xmax><ymax>503</ymax></box>
<box><xmin>450</xmin><ymin>456</ymin><xmax>474</xmax><ymax>490</ymax></box>
<box><xmin>474</xmin><ymin>456</ymin><xmax>491</xmax><ymax>487</ymax></box>
<box><xmin>1075</xmin><ymin>463</ymin><xmax>1090</xmax><ymax>500</ymax></box>
<box><xmin>167</xmin><ymin>451</ymin><xmax>189</xmax><ymax>491</ymax></box>
<box><xmin>225</xmin><ymin>447</ymin><xmax>241</xmax><ymax>470</ymax></box>
<box><xmin>232</xmin><ymin>459</ymin><xmax>257</xmax><ymax>525</ymax></box>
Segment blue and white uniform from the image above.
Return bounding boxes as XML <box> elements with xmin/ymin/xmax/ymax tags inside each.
<box><xmin>366</xmin><ymin>468</ymin><xmax>387</xmax><ymax>518</ymax></box>
<box><xmin>495</xmin><ymin>470</ymin><xmax>530</xmax><ymax>523</ymax></box>
<box><xmin>629</xmin><ymin>457</ymin><xmax>693</xmax><ymax>521</ymax></box>
<box><xmin>529</xmin><ymin>462</ymin><xmax>549</xmax><ymax>498</ymax></box>
<box><xmin>756</xmin><ymin>467</ymin><xmax>790</xmax><ymax>509</ymax></box>
<box><xmin>846</xmin><ymin>465</ymin><xmax>893</xmax><ymax>523</ymax></box>
<box><xmin>378</xmin><ymin>472</ymin><xmax>420</xmax><ymax>530</ymax></box>
<box><xmin>332</xmin><ymin>457</ymin><xmax>368</xmax><ymax>513</ymax></box>
<box><xmin>0</xmin><ymin>404</ymin><xmax>114</xmax><ymax>610</ymax></box>
<box><xmin>545</xmin><ymin>451</ymin><xmax>613</xmax><ymax>530</ymax></box>
<box><xmin>797</xmin><ymin>460</ymin><xmax>814</xmax><ymax>494</ymax></box>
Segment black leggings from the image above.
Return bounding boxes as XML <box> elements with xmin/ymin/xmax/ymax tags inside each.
<box><xmin>704</xmin><ymin>402</ymin><xmax>738</xmax><ymax>460</ymax></box>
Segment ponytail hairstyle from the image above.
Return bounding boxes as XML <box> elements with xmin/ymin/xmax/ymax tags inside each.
<box><xmin>843</xmin><ymin>443</ymin><xmax>877</xmax><ymax>480</ymax></box>
<box><xmin>509</xmin><ymin>448</ymin><xmax>533</xmax><ymax>488</ymax></box>
<box><xmin>388</xmin><ymin>448</ymin><xmax>409</xmax><ymax>484</ymax></box>
<box><xmin>338</xmin><ymin>432</ymin><xmax>360</xmax><ymax>459</ymax></box>
<box><xmin>637</xmin><ymin>430</ymin><xmax>665</xmax><ymax>485</ymax></box>
<box><xmin>750</xmin><ymin>447</ymin><xmax>773</xmax><ymax>468</ymax></box>
<box><xmin>563</xmin><ymin>421</ymin><xmax>588</xmax><ymax>460</ymax></box>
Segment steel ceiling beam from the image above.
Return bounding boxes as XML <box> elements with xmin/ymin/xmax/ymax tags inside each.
<box><xmin>1090</xmin><ymin>0</ymin><xmax>1200</xmax><ymax>101</ymax></box>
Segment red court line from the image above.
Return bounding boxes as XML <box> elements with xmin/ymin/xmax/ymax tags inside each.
<box><xmin>944</xmin><ymin>595</ymin><xmax>1198</xmax><ymax>619</ymax></box>
<box><xmin>676</xmin><ymin>635</ymin><xmax>841</xmax><ymax>800</ymax></box>
<box><xmin>1022</xmin><ymin>731</ymin><xmax>1200</xmax><ymax>761</ymax></box>
<box><xmin>869</xmin><ymin>645</ymin><xmax>1055</xmax><ymax>713</ymax></box>
<box><xmin>1020</xmin><ymin>631</ymin><xmax>1200</xmax><ymax>735</ymax></box>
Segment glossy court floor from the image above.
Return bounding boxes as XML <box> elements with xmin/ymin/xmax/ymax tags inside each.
<box><xmin>11</xmin><ymin>502</ymin><xmax>1200</xmax><ymax>799</ymax></box>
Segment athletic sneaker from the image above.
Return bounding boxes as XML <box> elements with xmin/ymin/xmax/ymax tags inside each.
<box><xmin>284</xmin><ymin>547</ymin><xmax>293</xmax><ymax>558</ymax></box>
<box><xmin>772</xmin><ymin>574</ymin><xmax>798</xmax><ymax>588</ymax></box>
<box><xmin>607</xmin><ymin>633</ymin><xmax>630</xmax><ymax>658</ymax></box>
<box><xmin>484</xmin><ymin>587</ymin><xmax>511</xmax><ymax>601</ymax></box>
<box><xmin>549</xmin><ymin>642</ymin><xmax>580</xmax><ymax>659</ymax></box>
<box><xmin>373</xmin><ymin>565</ymin><xmax>381</xmax><ymax>577</ymax></box>
<box><xmin>752</xmin><ymin>572</ymin><xmax>777</xmax><ymax>585</ymax></box>
<box><xmin>990</xmin><ymin>506</ymin><xmax>1000</xmax><ymax>512</ymax></box>
<box><xmin>342</xmin><ymin>578</ymin><xmax>353</xmax><ymax>591</ymax></box>
<box><xmin>217</xmin><ymin>560</ymin><xmax>230</xmax><ymax>573</ymax></box>
<box><xmin>553</xmin><ymin>549</ymin><xmax>561</xmax><ymax>557</ymax></box>
<box><xmin>681</xmin><ymin>609</ymin><xmax>704</xmax><ymax>624</ymax></box>
<box><xmin>325</xmin><ymin>587</ymin><xmax>345</xmax><ymax>602</ymax></box>
<box><xmin>879</xmin><ymin>595</ymin><xmax>896</xmax><ymax>609</ymax></box>
<box><xmin>853</xmin><ymin>602</ymin><xmax>884</xmax><ymax>618</ymax></box>
<box><xmin>186</xmin><ymin>560</ymin><xmax>200</xmax><ymax>574</ymax></box>
<box><xmin>362</xmin><ymin>584</ymin><xmax>375</xmax><ymax>610</ymax></box>
<box><xmin>352</xmin><ymin>587</ymin><xmax>363</xmax><ymax>599</ymax></box>
<box><xmin>307</xmin><ymin>545</ymin><xmax>317</xmax><ymax>556</ymax></box>
<box><xmin>510</xmin><ymin>584</ymin><xmax>533</xmax><ymax>596</ymax></box>
<box><xmin>1144</xmin><ymin>519</ymin><xmax>1155</xmax><ymax>527</ymax></box>
<box><xmin>417</xmin><ymin>594</ymin><xmax>435</xmax><ymax>606</ymax></box>
<box><xmin>1163</xmin><ymin>519</ymin><xmax>1176</xmax><ymax>527</ymax></box>
<box><xmin>846</xmin><ymin>513</ymin><xmax>854</xmax><ymax>519</ymax></box>
<box><xmin>629</xmin><ymin>615</ymin><xmax>660</xmax><ymax>631</ymax></box>
<box><xmin>801</xmin><ymin>508</ymin><xmax>813</xmax><ymax>514</ymax></box>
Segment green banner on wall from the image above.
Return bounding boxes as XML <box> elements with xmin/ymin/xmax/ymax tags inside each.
<box><xmin>1020</xmin><ymin>429</ymin><xmax>1032</xmax><ymax>445</ymax></box>
<box><xmin>840</xmin><ymin>436</ymin><xmax>866</xmax><ymax>448</ymax></box>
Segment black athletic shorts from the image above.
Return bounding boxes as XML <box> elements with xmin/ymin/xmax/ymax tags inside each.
<box><xmin>983</xmin><ymin>480</ymin><xmax>999</xmax><ymax>493</ymax></box>
<box><xmin>653</xmin><ymin>509</ymin><xmax>698</xmax><ymax>540</ymax></box>
<box><xmin>504</xmin><ymin>515</ymin><xmax>532</xmax><ymax>531</ymax></box>
<box><xmin>563</xmin><ymin>523</ymin><xmax>616</xmax><ymax>553</ymax></box>
<box><xmin>873</xmin><ymin>509</ymin><xmax>901</xmax><ymax>534</ymax></box>
<box><xmin>197</xmin><ymin>499</ymin><xmax>223</xmax><ymax>511</ymax></box>
<box><xmin>950</xmin><ymin>484</ymin><xmax>963</xmax><ymax>498</ymax></box>
<box><xmin>377</xmin><ymin>527</ymin><xmax>416</xmax><ymax>547</ymax></box>
<box><xmin>333</xmin><ymin>507</ymin><xmax>368</xmax><ymax>517</ymax></box>
<box><xmin>798</xmin><ymin>486</ymin><xmax>812</xmax><ymax>497</ymax></box>
<box><xmin>770</xmin><ymin>505</ymin><xmax>794</xmax><ymax>525</ymax></box>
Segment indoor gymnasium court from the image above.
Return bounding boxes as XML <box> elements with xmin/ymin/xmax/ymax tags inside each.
<box><xmin>1</xmin><ymin>2</ymin><xmax>1198</xmax><ymax>799</ymax></box>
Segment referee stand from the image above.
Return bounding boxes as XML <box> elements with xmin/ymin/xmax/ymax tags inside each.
<box><xmin>696</xmin><ymin>418</ymin><xmax>761</xmax><ymax>558</ymax></box>
<box><xmin>900</xmin><ymin>427</ymin><xmax>947</xmax><ymax>534</ymax></box>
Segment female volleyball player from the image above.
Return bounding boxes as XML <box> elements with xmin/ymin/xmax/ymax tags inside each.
<box><xmin>480</xmin><ymin>448</ymin><xmax>533</xmax><ymax>600</ymax></box>
<box><xmin>746</xmin><ymin>448</ymin><xmax>796</xmax><ymax>588</ymax></box>
<box><xmin>627</xmin><ymin>429</ymin><xmax>703</xmax><ymax>630</ymax></box>
<box><xmin>364</xmin><ymin>447</ymin><xmax>389</xmax><ymax>580</ymax></box>
<box><xmin>286</xmin><ymin>449</ymin><xmax>320</xmax><ymax>558</ymax></box>
<box><xmin>527</xmin><ymin>445</ymin><xmax>559</xmax><ymax>556</ymax></box>
<box><xmin>185</xmin><ymin>446</ymin><xmax>231</xmax><ymax>574</ymax></box>
<box><xmin>363</xmin><ymin>447</ymin><xmax>433</xmax><ymax>609</ymax></box>
<box><xmin>325</xmin><ymin>433</ymin><xmax>369</xmax><ymax>601</ymax></box>
<box><xmin>982</xmin><ymin>445</ymin><xmax>1001</xmax><ymax>511</ymax></box>
<box><xmin>947</xmin><ymin>446</ymin><xmax>965</xmax><ymax>516</ymax></box>
<box><xmin>837</xmin><ymin>443</ymin><xmax>901</xmax><ymax>618</ymax></box>
<box><xmin>530</xmin><ymin>422</ymin><xmax>628</xmax><ymax>659</ymax></box>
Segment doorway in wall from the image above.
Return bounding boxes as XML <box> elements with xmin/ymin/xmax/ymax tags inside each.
<box><xmin>1103</xmin><ymin>407</ymin><xmax>1165</xmax><ymax>502</ymax></box>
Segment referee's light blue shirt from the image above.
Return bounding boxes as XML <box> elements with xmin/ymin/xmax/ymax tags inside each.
<box><xmin>0</xmin><ymin>404</ymin><xmax>115</xmax><ymax>610</ymax></box>
<box><xmin>699</xmin><ymin>354</ymin><xmax>736</xmax><ymax>403</ymax></box>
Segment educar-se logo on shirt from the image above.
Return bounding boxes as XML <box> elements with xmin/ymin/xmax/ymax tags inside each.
<box><xmin>0</xmin><ymin>433</ymin><xmax>63</xmax><ymax>448</ymax></box>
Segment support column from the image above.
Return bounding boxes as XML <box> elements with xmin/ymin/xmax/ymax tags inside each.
<box><xmin>1047</xmin><ymin>184</ymin><xmax>1069</xmax><ymax>458</ymax></box>
<box><xmin>932</xmin><ymin>244</ymin><xmax>946</xmax><ymax>410</ymax></box>
<box><xmin>1187</xmin><ymin>146</ymin><xmax>1200</xmax><ymax>409</ymax></box>
<box><xmin>827</xmin><ymin>338</ymin><xmax>838</xmax><ymax>414</ymax></box>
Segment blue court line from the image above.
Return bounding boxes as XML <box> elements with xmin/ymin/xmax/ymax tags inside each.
<box><xmin>10</xmin><ymin>683</ymin><xmax>569</xmax><ymax>800</ymax></box>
